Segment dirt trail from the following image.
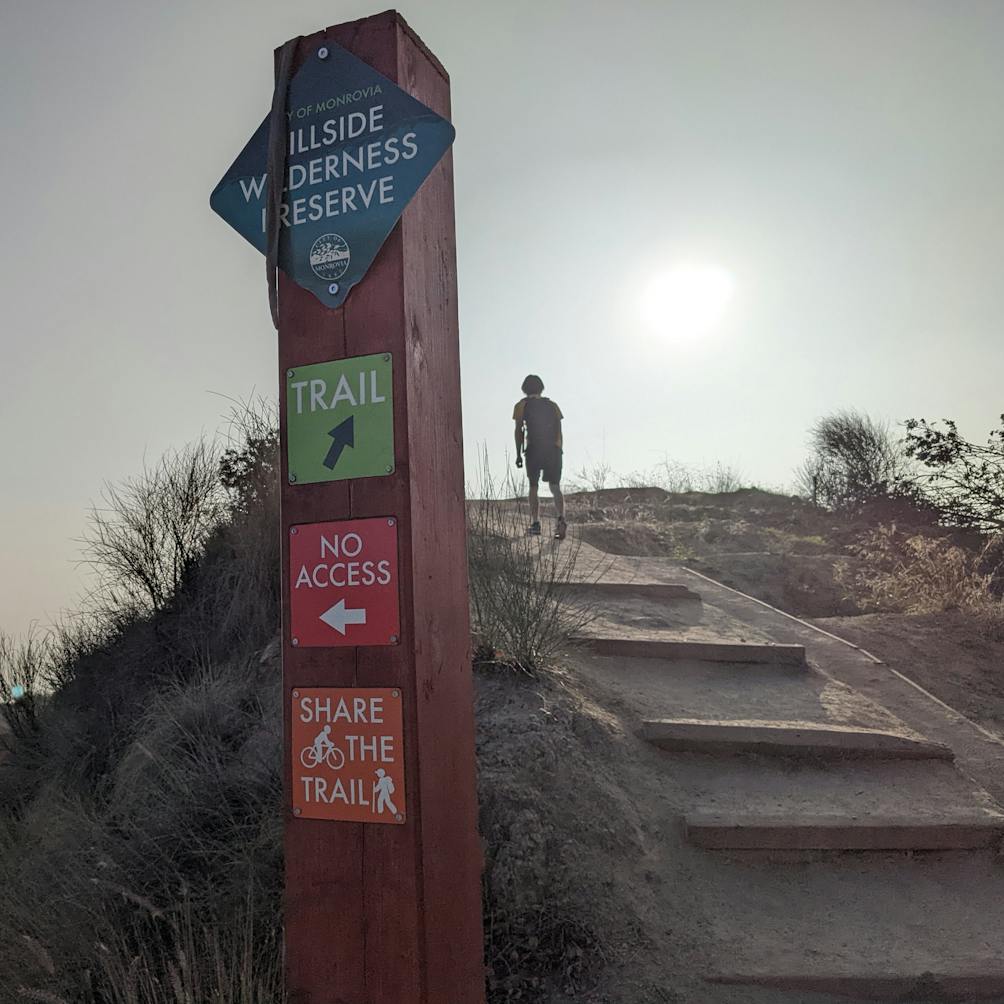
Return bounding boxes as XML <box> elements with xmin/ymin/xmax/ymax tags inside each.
<box><xmin>544</xmin><ymin>526</ymin><xmax>1004</xmax><ymax>1002</ymax></box>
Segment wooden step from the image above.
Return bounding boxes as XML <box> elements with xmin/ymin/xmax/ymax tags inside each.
<box><xmin>558</xmin><ymin>581</ymin><xmax>701</xmax><ymax>603</ymax></box>
<box><xmin>686</xmin><ymin>812</ymin><xmax>1004</xmax><ymax>850</ymax></box>
<box><xmin>708</xmin><ymin>971</ymin><xmax>1004</xmax><ymax>1001</ymax></box>
<box><xmin>641</xmin><ymin>720</ymin><xmax>954</xmax><ymax>760</ymax></box>
<box><xmin>581</xmin><ymin>638</ymin><xmax>806</xmax><ymax>665</ymax></box>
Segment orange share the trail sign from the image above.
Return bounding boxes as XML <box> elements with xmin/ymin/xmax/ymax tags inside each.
<box><xmin>292</xmin><ymin>688</ymin><xmax>406</xmax><ymax>824</ymax></box>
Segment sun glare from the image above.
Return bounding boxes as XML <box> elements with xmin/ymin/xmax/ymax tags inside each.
<box><xmin>639</xmin><ymin>265</ymin><xmax>735</xmax><ymax>339</ymax></box>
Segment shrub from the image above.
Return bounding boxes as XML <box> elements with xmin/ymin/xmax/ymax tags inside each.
<box><xmin>566</xmin><ymin>457</ymin><xmax>748</xmax><ymax>496</ymax></box>
<box><xmin>88</xmin><ymin>896</ymin><xmax>283</xmax><ymax>1004</ymax></box>
<box><xmin>904</xmin><ymin>416</ymin><xmax>1004</xmax><ymax>532</ymax></box>
<box><xmin>467</xmin><ymin>458</ymin><xmax>601</xmax><ymax>673</ymax></box>
<box><xmin>0</xmin><ymin>415</ymin><xmax>284</xmax><ymax>1003</ymax></box>
<box><xmin>14</xmin><ymin>892</ymin><xmax>284</xmax><ymax>1004</ymax></box>
<box><xmin>702</xmin><ymin>461</ymin><xmax>745</xmax><ymax>494</ymax></box>
<box><xmin>838</xmin><ymin>525</ymin><xmax>1004</xmax><ymax>636</ymax></box>
<box><xmin>467</xmin><ymin>495</ymin><xmax>599</xmax><ymax>674</ymax></box>
<box><xmin>81</xmin><ymin>440</ymin><xmax>229</xmax><ymax>616</ymax></box>
<box><xmin>219</xmin><ymin>397</ymin><xmax>280</xmax><ymax>519</ymax></box>
<box><xmin>797</xmin><ymin>410</ymin><xmax>913</xmax><ymax>509</ymax></box>
<box><xmin>0</xmin><ymin>632</ymin><xmax>46</xmax><ymax>743</ymax></box>
<box><xmin>567</xmin><ymin>459</ymin><xmax>614</xmax><ymax>493</ymax></box>
<box><xmin>0</xmin><ymin>651</ymin><xmax>284</xmax><ymax>1003</ymax></box>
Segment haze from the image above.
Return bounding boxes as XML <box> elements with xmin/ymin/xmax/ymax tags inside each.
<box><xmin>2</xmin><ymin>0</ymin><xmax>1002</xmax><ymax>637</ymax></box>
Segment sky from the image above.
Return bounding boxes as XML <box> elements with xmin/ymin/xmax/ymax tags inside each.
<box><xmin>2</xmin><ymin>0</ymin><xmax>1003</xmax><ymax>638</ymax></box>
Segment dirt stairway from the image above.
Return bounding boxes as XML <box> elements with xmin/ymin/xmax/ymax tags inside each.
<box><xmin>564</xmin><ymin>536</ymin><xmax>1004</xmax><ymax>1001</ymax></box>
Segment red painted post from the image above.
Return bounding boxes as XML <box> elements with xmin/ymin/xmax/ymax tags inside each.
<box><xmin>277</xmin><ymin>12</ymin><xmax>484</xmax><ymax>1003</ymax></box>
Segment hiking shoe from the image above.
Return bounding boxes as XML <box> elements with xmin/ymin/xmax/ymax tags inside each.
<box><xmin>554</xmin><ymin>517</ymin><xmax>567</xmax><ymax>541</ymax></box>
<box><xmin>527</xmin><ymin>521</ymin><xmax>541</xmax><ymax>536</ymax></box>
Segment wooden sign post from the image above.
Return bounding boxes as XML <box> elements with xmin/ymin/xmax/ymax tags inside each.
<box><xmin>275</xmin><ymin>13</ymin><xmax>484</xmax><ymax>1003</ymax></box>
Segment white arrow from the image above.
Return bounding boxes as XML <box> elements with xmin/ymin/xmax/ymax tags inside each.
<box><xmin>319</xmin><ymin>599</ymin><xmax>367</xmax><ymax>635</ymax></box>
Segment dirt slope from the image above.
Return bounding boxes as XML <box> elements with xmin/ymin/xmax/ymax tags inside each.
<box><xmin>498</xmin><ymin>505</ymin><xmax>1004</xmax><ymax>1002</ymax></box>
<box><xmin>475</xmin><ymin>660</ymin><xmax>874</xmax><ymax>1004</ymax></box>
<box><xmin>813</xmin><ymin>611</ymin><xmax>1004</xmax><ymax>732</ymax></box>
<box><xmin>568</xmin><ymin>487</ymin><xmax>1004</xmax><ymax>737</ymax></box>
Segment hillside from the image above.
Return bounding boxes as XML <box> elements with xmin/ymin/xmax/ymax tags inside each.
<box><xmin>3</xmin><ymin>480</ymin><xmax>1003</xmax><ymax>1002</ymax></box>
<box><xmin>567</xmin><ymin>486</ymin><xmax>1004</xmax><ymax>726</ymax></box>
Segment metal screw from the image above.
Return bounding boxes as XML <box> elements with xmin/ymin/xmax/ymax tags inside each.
<box><xmin>395</xmin><ymin>813</ymin><xmax>403</xmax><ymax>822</ymax></box>
<box><xmin>294</xmin><ymin>808</ymin><xmax>302</xmax><ymax>816</ymax></box>
<box><xmin>390</xmin><ymin>634</ymin><xmax>399</xmax><ymax>644</ymax></box>
<box><xmin>385</xmin><ymin>465</ymin><xmax>393</xmax><ymax>474</ymax></box>
<box><xmin>293</xmin><ymin>690</ymin><xmax>300</xmax><ymax>698</ymax></box>
<box><xmin>392</xmin><ymin>689</ymin><xmax>400</xmax><ymax>698</ymax></box>
<box><xmin>328</xmin><ymin>282</ymin><xmax>339</xmax><ymax>295</ymax></box>
<box><xmin>290</xmin><ymin>526</ymin><xmax>298</xmax><ymax>535</ymax></box>
<box><xmin>387</xmin><ymin>518</ymin><xmax>396</xmax><ymax>526</ymax></box>
<box><xmin>287</xmin><ymin>369</ymin><xmax>295</xmax><ymax>378</ymax></box>
<box><xmin>289</xmin><ymin>473</ymin><xmax>297</xmax><ymax>483</ymax></box>
<box><xmin>318</xmin><ymin>46</ymin><xmax>329</xmax><ymax>59</ymax></box>
<box><xmin>383</xmin><ymin>353</ymin><xmax>390</xmax><ymax>362</ymax></box>
<box><xmin>292</xmin><ymin>637</ymin><xmax>299</xmax><ymax>647</ymax></box>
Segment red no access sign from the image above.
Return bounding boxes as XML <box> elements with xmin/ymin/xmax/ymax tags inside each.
<box><xmin>289</xmin><ymin>517</ymin><xmax>400</xmax><ymax>647</ymax></box>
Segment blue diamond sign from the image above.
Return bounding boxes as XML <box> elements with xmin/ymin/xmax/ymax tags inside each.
<box><xmin>211</xmin><ymin>40</ymin><xmax>455</xmax><ymax>309</ymax></box>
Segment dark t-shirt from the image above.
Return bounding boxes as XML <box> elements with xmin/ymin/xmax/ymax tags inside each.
<box><xmin>513</xmin><ymin>396</ymin><xmax>563</xmax><ymax>453</ymax></box>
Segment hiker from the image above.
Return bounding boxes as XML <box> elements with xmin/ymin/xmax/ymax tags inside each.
<box><xmin>513</xmin><ymin>374</ymin><xmax>567</xmax><ymax>539</ymax></box>
<box><xmin>373</xmin><ymin>768</ymin><xmax>398</xmax><ymax>815</ymax></box>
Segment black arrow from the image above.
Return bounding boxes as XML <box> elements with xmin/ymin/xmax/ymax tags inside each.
<box><xmin>323</xmin><ymin>415</ymin><xmax>355</xmax><ymax>469</ymax></box>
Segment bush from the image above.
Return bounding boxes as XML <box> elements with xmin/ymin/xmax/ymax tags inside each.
<box><xmin>0</xmin><ymin>653</ymin><xmax>284</xmax><ymax>1004</ymax></box>
<box><xmin>838</xmin><ymin>525</ymin><xmax>1004</xmax><ymax>637</ymax></box>
<box><xmin>797</xmin><ymin>410</ymin><xmax>912</xmax><ymax>509</ymax></box>
<box><xmin>0</xmin><ymin>632</ymin><xmax>46</xmax><ymax>744</ymax></box>
<box><xmin>566</xmin><ymin>457</ymin><xmax>748</xmax><ymax>496</ymax></box>
<box><xmin>82</xmin><ymin>440</ymin><xmax>229</xmax><ymax>617</ymax></box>
<box><xmin>904</xmin><ymin>416</ymin><xmax>1004</xmax><ymax>532</ymax></box>
<box><xmin>0</xmin><ymin>416</ymin><xmax>284</xmax><ymax>1004</ymax></box>
<box><xmin>467</xmin><ymin>463</ymin><xmax>600</xmax><ymax>673</ymax></box>
<box><xmin>14</xmin><ymin>892</ymin><xmax>283</xmax><ymax>1004</ymax></box>
<box><xmin>7</xmin><ymin>422</ymin><xmax>627</xmax><ymax>1002</ymax></box>
<box><xmin>568</xmin><ymin>459</ymin><xmax>614</xmax><ymax>493</ymax></box>
<box><xmin>92</xmin><ymin>896</ymin><xmax>284</xmax><ymax>1004</ymax></box>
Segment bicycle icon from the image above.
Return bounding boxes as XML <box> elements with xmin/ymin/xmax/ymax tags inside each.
<box><xmin>299</xmin><ymin>744</ymin><xmax>346</xmax><ymax>771</ymax></box>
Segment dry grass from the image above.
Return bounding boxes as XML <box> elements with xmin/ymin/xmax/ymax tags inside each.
<box><xmin>14</xmin><ymin>894</ymin><xmax>283</xmax><ymax>1004</ymax></box>
<box><xmin>4</xmin><ymin>424</ymin><xmax>625</xmax><ymax>1002</ymax></box>
<box><xmin>89</xmin><ymin>893</ymin><xmax>283</xmax><ymax>1004</ymax></box>
<box><xmin>838</xmin><ymin>525</ymin><xmax>1004</xmax><ymax>637</ymax></box>
<box><xmin>0</xmin><ymin>409</ymin><xmax>284</xmax><ymax>1004</ymax></box>
<box><xmin>467</xmin><ymin>464</ymin><xmax>602</xmax><ymax>674</ymax></box>
<box><xmin>567</xmin><ymin>456</ymin><xmax>747</xmax><ymax>495</ymax></box>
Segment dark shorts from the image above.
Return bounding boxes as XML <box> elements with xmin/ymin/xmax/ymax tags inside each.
<box><xmin>526</xmin><ymin>446</ymin><xmax>562</xmax><ymax>486</ymax></box>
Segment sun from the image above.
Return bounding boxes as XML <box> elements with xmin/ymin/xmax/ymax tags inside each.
<box><xmin>639</xmin><ymin>265</ymin><xmax>735</xmax><ymax>339</ymax></box>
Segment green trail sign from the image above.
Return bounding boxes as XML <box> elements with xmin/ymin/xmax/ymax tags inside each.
<box><xmin>287</xmin><ymin>353</ymin><xmax>394</xmax><ymax>484</ymax></box>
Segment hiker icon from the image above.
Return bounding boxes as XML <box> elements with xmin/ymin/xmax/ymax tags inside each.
<box><xmin>299</xmin><ymin>725</ymin><xmax>346</xmax><ymax>770</ymax></box>
<box><xmin>372</xmin><ymin>768</ymin><xmax>398</xmax><ymax>815</ymax></box>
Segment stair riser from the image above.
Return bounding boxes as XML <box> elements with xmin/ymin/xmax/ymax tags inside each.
<box><xmin>646</xmin><ymin>738</ymin><xmax>954</xmax><ymax>760</ymax></box>
<box><xmin>688</xmin><ymin>826</ymin><xmax>1004</xmax><ymax>851</ymax></box>
<box><xmin>584</xmin><ymin>638</ymin><xmax>807</xmax><ymax>665</ymax></box>
<box><xmin>641</xmin><ymin>721</ymin><xmax>955</xmax><ymax>761</ymax></box>
<box><xmin>708</xmin><ymin>974</ymin><xmax>1004</xmax><ymax>1001</ymax></box>
<box><xmin>558</xmin><ymin>582</ymin><xmax>702</xmax><ymax>603</ymax></box>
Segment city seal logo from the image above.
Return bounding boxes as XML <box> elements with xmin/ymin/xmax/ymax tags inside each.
<box><xmin>309</xmin><ymin>234</ymin><xmax>351</xmax><ymax>282</ymax></box>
